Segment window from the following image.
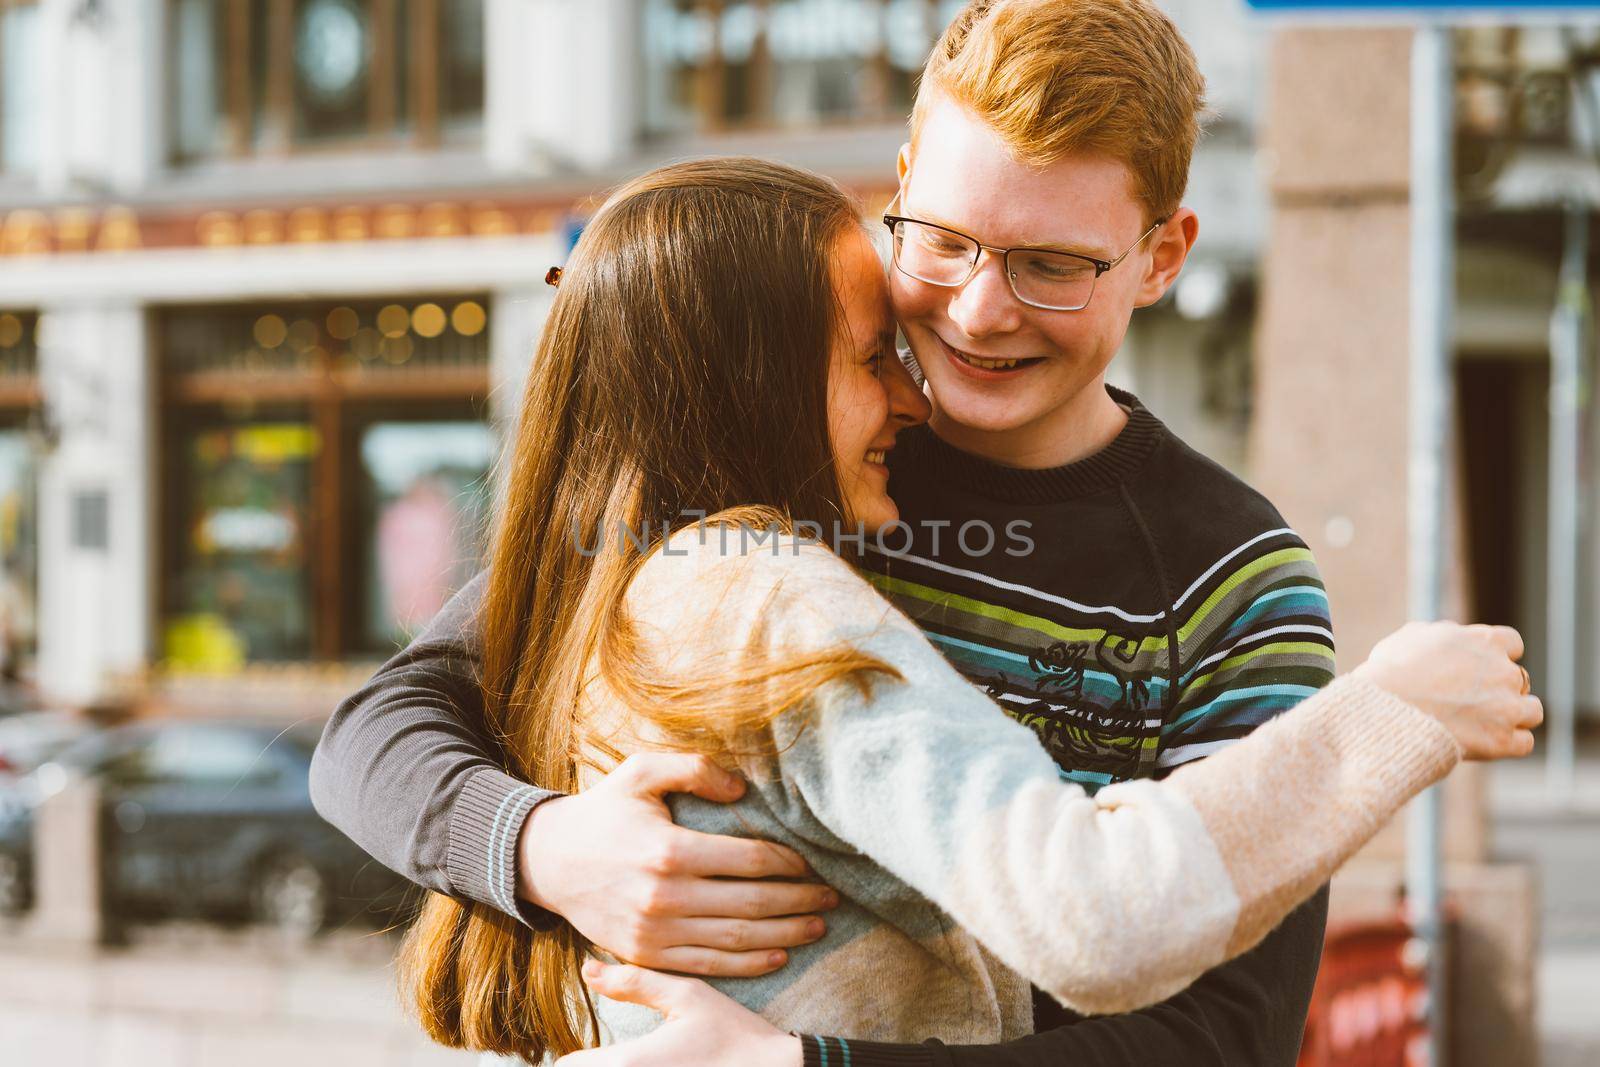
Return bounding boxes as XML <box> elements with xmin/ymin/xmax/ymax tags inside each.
<box><xmin>0</xmin><ymin>310</ymin><xmax>38</xmax><ymax>682</ymax></box>
<box><xmin>166</xmin><ymin>418</ymin><xmax>318</xmax><ymax>666</ymax></box>
<box><xmin>160</xmin><ymin>298</ymin><xmax>492</xmax><ymax>669</ymax></box>
<box><xmin>360</xmin><ymin>420</ymin><xmax>491</xmax><ymax>651</ymax></box>
<box><xmin>168</xmin><ymin>0</ymin><xmax>485</xmax><ymax>161</ymax></box>
<box><xmin>640</xmin><ymin>0</ymin><xmax>963</xmax><ymax>135</ymax></box>
<box><xmin>0</xmin><ymin>1</ymin><xmax>40</xmax><ymax>175</ymax></box>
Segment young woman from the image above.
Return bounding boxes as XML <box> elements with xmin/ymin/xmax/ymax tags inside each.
<box><xmin>396</xmin><ymin>158</ymin><xmax>1538</xmax><ymax>1063</ymax></box>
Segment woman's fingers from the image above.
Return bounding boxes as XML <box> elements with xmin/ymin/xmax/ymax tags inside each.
<box><xmin>1490</xmin><ymin>625</ymin><xmax>1526</xmax><ymax>662</ymax></box>
<box><xmin>581</xmin><ymin>960</ymin><xmax>707</xmax><ymax>1014</ymax></box>
<box><xmin>1470</xmin><ymin>623</ymin><xmax>1525</xmax><ymax>661</ymax></box>
<box><xmin>1517</xmin><ymin>695</ymin><xmax>1545</xmax><ymax>729</ymax></box>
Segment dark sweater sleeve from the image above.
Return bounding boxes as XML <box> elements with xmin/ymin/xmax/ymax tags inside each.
<box><xmin>308</xmin><ymin>571</ymin><xmax>559</xmax><ymax>924</ymax></box>
<box><xmin>800</xmin><ymin>887</ymin><xmax>1326</xmax><ymax>1067</ymax></box>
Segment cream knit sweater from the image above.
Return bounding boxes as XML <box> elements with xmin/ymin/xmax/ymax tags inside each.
<box><xmin>574</xmin><ymin>530</ymin><xmax>1461</xmax><ymax>1045</ymax></box>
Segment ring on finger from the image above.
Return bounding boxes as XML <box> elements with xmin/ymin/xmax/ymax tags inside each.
<box><xmin>1518</xmin><ymin>666</ymin><xmax>1532</xmax><ymax>695</ymax></box>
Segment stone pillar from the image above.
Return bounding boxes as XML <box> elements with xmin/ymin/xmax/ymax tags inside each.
<box><xmin>1252</xmin><ymin>27</ymin><xmax>1416</xmax><ymax>666</ymax></box>
<box><xmin>1253</xmin><ymin>28</ymin><xmax>1486</xmax><ymax>856</ymax></box>
<box><xmin>31</xmin><ymin>0</ymin><xmax>74</xmax><ymax>196</ymax></box>
<box><xmin>28</xmin><ymin>779</ymin><xmax>103</xmax><ymax>946</ymax></box>
<box><xmin>1253</xmin><ymin>28</ymin><xmax>1536</xmax><ymax>1067</ymax></box>
<box><xmin>488</xmin><ymin>0</ymin><xmax>638</xmax><ymax>174</ymax></box>
<box><xmin>103</xmin><ymin>0</ymin><xmax>167</xmax><ymax>195</ymax></box>
<box><xmin>488</xmin><ymin>281</ymin><xmax>557</xmax><ymax>432</ymax></box>
<box><xmin>35</xmin><ymin>303</ymin><xmax>154</xmax><ymax>707</ymax></box>
<box><xmin>32</xmin><ymin>0</ymin><xmax>164</xmax><ymax>197</ymax></box>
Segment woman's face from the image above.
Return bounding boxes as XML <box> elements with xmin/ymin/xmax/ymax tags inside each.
<box><xmin>828</xmin><ymin>227</ymin><xmax>932</xmax><ymax>532</ymax></box>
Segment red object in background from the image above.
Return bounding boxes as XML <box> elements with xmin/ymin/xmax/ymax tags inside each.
<box><xmin>1298</xmin><ymin>917</ymin><xmax>1434</xmax><ymax>1067</ymax></box>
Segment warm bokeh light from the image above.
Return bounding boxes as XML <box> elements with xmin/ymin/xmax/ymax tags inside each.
<box><xmin>326</xmin><ymin>306</ymin><xmax>360</xmax><ymax>340</ymax></box>
<box><xmin>380</xmin><ymin>334</ymin><xmax>414</xmax><ymax>365</ymax></box>
<box><xmin>412</xmin><ymin>302</ymin><xmax>447</xmax><ymax>338</ymax></box>
<box><xmin>252</xmin><ymin>314</ymin><xmax>287</xmax><ymax>349</ymax></box>
<box><xmin>451</xmin><ymin>300</ymin><xmax>487</xmax><ymax>337</ymax></box>
<box><xmin>350</xmin><ymin>326</ymin><xmax>381</xmax><ymax>361</ymax></box>
<box><xmin>287</xmin><ymin>319</ymin><xmax>318</xmax><ymax>351</ymax></box>
<box><xmin>376</xmin><ymin>304</ymin><xmax>410</xmax><ymax>338</ymax></box>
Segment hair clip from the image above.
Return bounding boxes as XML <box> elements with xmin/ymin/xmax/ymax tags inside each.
<box><xmin>545</xmin><ymin>266</ymin><xmax>563</xmax><ymax>288</ymax></box>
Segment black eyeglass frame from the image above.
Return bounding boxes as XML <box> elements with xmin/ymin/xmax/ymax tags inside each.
<box><xmin>880</xmin><ymin>210</ymin><xmax>1169</xmax><ymax>312</ymax></box>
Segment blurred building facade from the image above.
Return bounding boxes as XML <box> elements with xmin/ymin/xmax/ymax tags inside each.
<box><xmin>0</xmin><ymin>0</ymin><xmax>1272</xmax><ymax>715</ymax></box>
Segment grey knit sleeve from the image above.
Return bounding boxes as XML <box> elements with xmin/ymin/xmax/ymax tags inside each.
<box><xmin>309</xmin><ymin>571</ymin><xmax>559</xmax><ymax>925</ymax></box>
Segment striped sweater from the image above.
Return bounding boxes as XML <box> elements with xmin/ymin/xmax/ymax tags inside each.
<box><xmin>864</xmin><ymin>389</ymin><xmax>1337</xmax><ymax>793</ymax></box>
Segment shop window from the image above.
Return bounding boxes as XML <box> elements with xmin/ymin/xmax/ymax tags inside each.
<box><xmin>0</xmin><ymin>1</ymin><xmax>40</xmax><ymax>176</ymax></box>
<box><xmin>168</xmin><ymin>0</ymin><xmax>484</xmax><ymax>161</ymax></box>
<box><xmin>167</xmin><ymin>418</ymin><xmax>318</xmax><ymax>668</ymax></box>
<box><xmin>0</xmin><ymin>310</ymin><xmax>39</xmax><ymax>685</ymax></box>
<box><xmin>0</xmin><ymin>430</ymin><xmax>37</xmax><ymax>682</ymax></box>
<box><xmin>359</xmin><ymin>420</ymin><xmax>491</xmax><ymax>652</ymax></box>
<box><xmin>640</xmin><ymin>0</ymin><xmax>961</xmax><ymax>136</ymax></box>
<box><xmin>161</xmin><ymin>298</ymin><xmax>491</xmax><ymax>670</ymax></box>
<box><xmin>0</xmin><ymin>310</ymin><xmax>37</xmax><ymax>384</ymax></box>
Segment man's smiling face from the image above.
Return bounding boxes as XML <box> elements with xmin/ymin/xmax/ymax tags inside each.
<box><xmin>891</xmin><ymin>94</ymin><xmax>1192</xmax><ymax>462</ymax></box>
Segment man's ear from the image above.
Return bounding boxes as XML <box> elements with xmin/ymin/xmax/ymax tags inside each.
<box><xmin>1133</xmin><ymin>208</ymin><xmax>1199</xmax><ymax>309</ymax></box>
<box><xmin>896</xmin><ymin>143</ymin><xmax>912</xmax><ymax>185</ymax></box>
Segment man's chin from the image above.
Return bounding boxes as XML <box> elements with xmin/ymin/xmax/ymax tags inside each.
<box><xmin>929</xmin><ymin>400</ymin><xmax>1043</xmax><ymax>441</ymax></box>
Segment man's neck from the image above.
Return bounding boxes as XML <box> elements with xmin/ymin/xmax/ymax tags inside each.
<box><xmin>927</xmin><ymin>379</ymin><xmax>1130</xmax><ymax>470</ymax></box>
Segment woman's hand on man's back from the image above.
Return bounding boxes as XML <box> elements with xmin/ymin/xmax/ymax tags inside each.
<box><xmin>1355</xmin><ymin>621</ymin><xmax>1543</xmax><ymax>760</ymax></box>
<box><xmin>518</xmin><ymin>752</ymin><xmax>839</xmax><ymax>977</ymax></box>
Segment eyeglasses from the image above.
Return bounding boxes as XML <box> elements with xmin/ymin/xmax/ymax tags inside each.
<box><xmin>881</xmin><ymin>206</ymin><xmax>1167</xmax><ymax>312</ymax></box>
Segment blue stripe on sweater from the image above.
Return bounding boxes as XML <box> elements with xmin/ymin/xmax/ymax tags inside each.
<box><xmin>1160</xmin><ymin>685</ymin><xmax>1319</xmax><ymax>735</ymax></box>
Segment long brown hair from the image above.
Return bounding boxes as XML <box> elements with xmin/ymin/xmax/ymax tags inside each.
<box><xmin>396</xmin><ymin>158</ymin><xmax>899</xmax><ymax>1061</ymax></box>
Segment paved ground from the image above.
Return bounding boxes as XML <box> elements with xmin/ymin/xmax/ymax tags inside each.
<box><xmin>1488</xmin><ymin>732</ymin><xmax>1600</xmax><ymax>1067</ymax></box>
<box><xmin>0</xmin><ymin>925</ymin><xmax>476</xmax><ymax>1067</ymax></box>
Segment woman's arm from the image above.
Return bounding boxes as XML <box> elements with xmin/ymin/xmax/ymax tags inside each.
<box><xmin>781</xmin><ymin>628</ymin><xmax>1440</xmax><ymax>1016</ymax></box>
<box><xmin>637</xmin><ymin>538</ymin><xmax>1480</xmax><ymax>1017</ymax></box>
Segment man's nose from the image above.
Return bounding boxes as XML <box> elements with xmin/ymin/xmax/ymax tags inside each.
<box><xmin>946</xmin><ymin>250</ymin><xmax>1024</xmax><ymax>338</ymax></box>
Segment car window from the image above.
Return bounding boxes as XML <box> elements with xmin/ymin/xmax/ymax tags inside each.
<box><xmin>100</xmin><ymin>727</ymin><xmax>283</xmax><ymax>789</ymax></box>
<box><xmin>0</xmin><ymin>713</ymin><xmax>92</xmax><ymax>773</ymax></box>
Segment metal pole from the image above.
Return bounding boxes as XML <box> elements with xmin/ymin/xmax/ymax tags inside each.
<box><xmin>1407</xmin><ymin>21</ymin><xmax>1454</xmax><ymax>1067</ymax></box>
<box><xmin>1547</xmin><ymin>203</ymin><xmax>1586</xmax><ymax>805</ymax></box>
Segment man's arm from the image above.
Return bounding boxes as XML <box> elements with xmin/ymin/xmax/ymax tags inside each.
<box><xmin>909</xmin><ymin>888</ymin><xmax>1328</xmax><ymax>1067</ymax></box>
<box><xmin>310</xmin><ymin>571</ymin><xmax>838</xmax><ymax>972</ymax></box>
<box><xmin>309</xmin><ymin>572</ymin><xmax>541</xmax><ymax>912</ymax></box>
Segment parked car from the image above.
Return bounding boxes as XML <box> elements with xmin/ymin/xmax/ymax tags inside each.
<box><xmin>0</xmin><ymin>710</ymin><xmax>95</xmax><ymax>780</ymax></box>
<box><xmin>0</xmin><ymin>718</ymin><xmax>413</xmax><ymax>938</ymax></box>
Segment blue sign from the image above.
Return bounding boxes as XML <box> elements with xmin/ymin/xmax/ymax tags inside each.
<box><xmin>563</xmin><ymin>214</ymin><xmax>586</xmax><ymax>255</ymax></box>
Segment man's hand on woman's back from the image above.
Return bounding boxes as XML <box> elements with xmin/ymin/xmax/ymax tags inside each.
<box><xmin>518</xmin><ymin>752</ymin><xmax>840</xmax><ymax>977</ymax></box>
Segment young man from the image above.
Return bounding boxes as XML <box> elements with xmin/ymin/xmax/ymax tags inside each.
<box><xmin>316</xmin><ymin>2</ymin><xmax>1334</xmax><ymax>1064</ymax></box>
